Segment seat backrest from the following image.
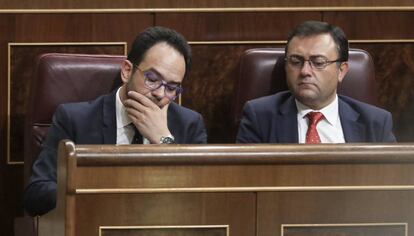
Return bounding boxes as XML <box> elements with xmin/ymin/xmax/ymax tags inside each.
<box><xmin>24</xmin><ymin>53</ymin><xmax>126</xmax><ymax>184</ymax></box>
<box><xmin>231</xmin><ymin>48</ymin><xmax>377</xmax><ymax>135</ymax></box>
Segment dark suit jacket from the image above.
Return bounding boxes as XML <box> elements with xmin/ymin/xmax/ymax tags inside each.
<box><xmin>237</xmin><ymin>91</ymin><xmax>396</xmax><ymax>143</ymax></box>
<box><xmin>24</xmin><ymin>90</ymin><xmax>207</xmax><ymax>216</ymax></box>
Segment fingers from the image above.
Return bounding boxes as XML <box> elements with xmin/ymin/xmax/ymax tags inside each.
<box><xmin>158</xmin><ymin>98</ymin><xmax>170</xmax><ymax>109</ymax></box>
<box><xmin>123</xmin><ymin>91</ymin><xmax>171</xmax><ymax>144</ymax></box>
<box><xmin>126</xmin><ymin>91</ymin><xmax>157</xmax><ymax>108</ymax></box>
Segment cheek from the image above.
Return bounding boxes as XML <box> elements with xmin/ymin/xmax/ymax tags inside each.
<box><xmin>285</xmin><ymin>67</ymin><xmax>295</xmax><ymax>77</ymax></box>
<box><xmin>286</xmin><ymin>67</ymin><xmax>304</xmax><ymax>80</ymax></box>
<box><xmin>286</xmin><ymin>72</ymin><xmax>300</xmax><ymax>90</ymax></box>
<box><xmin>319</xmin><ymin>72</ymin><xmax>339</xmax><ymax>90</ymax></box>
<box><xmin>128</xmin><ymin>77</ymin><xmax>148</xmax><ymax>94</ymax></box>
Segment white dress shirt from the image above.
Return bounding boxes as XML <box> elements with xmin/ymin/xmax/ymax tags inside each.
<box><xmin>115</xmin><ymin>88</ymin><xmax>149</xmax><ymax>144</ymax></box>
<box><xmin>296</xmin><ymin>95</ymin><xmax>345</xmax><ymax>143</ymax></box>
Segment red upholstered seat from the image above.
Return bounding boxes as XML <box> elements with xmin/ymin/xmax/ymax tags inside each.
<box><xmin>24</xmin><ymin>53</ymin><xmax>126</xmax><ymax>185</ymax></box>
<box><xmin>231</xmin><ymin>48</ymin><xmax>377</xmax><ymax>136</ymax></box>
<box><xmin>19</xmin><ymin>53</ymin><xmax>125</xmax><ymax>236</ymax></box>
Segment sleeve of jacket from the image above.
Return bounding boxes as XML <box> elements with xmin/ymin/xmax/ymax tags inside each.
<box><xmin>236</xmin><ymin>101</ymin><xmax>263</xmax><ymax>143</ymax></box>
<box><xmin>381</xmin><ymin>111</ymin><xmax>397</xmax><ymax>142</ymax></box>
<box><xmin>189</xmin><ymin>112</ymin><xmax>207</xmax><ymax>144</ymax></box>
<box><xmin>23</xmin><ymin>105</ymin><xmax>73</xmax><ymax>216</ymax></box>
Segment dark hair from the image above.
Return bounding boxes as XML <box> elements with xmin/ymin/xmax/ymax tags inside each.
<box><xmin>127</xmin><ymin>26</ymin><xmax>192</xmax><ymax>79</ymax></box>
<box><xmin>285</xmin><ymin>21</ymin><xmax>349</xmax><ymax>61</ymax></box>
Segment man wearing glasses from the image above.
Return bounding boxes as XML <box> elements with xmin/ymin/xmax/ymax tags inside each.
<box><xmin>24</xmin><ymin>26</ymin><xmax>207</xmax><ymax>216</ymax></box>
<box><xmin>237</xmin><ymin>21</ymin><xmax>396</xmax><ymax>143</ymax></box>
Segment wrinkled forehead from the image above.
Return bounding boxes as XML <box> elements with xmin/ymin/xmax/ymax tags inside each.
<box><xmin>139</xmin><ymin>43</ymin><xmax>185</xmax><ymax>83</ymax></box>
<box><xmin>287</xmin><ymin>34</ymin><xmax>339</xmax><ymax>58</ymax></box>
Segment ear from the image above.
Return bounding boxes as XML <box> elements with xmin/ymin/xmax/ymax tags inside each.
<box><xmin>337</xmin><ymin>61</ymin><xmax>349</xmax><ymax>83</ymax></box>
<box><xmin>120</xmin><ymin>60</ymin><xmax>133</xmax><ymax>84</ymax></box>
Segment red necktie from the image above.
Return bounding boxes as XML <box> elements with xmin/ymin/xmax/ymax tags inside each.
<box><xmin>306</xmin><ymin>112</ymin><xmax>324</xmax><ymax>144</ymax></box>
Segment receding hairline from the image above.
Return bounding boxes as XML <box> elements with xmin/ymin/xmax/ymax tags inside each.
<box><xmin>286</xmin><ymin>33</ymin><xmax>341</xmax><ymax>57</ymax></box>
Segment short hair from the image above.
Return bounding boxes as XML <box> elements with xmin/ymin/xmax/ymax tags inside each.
<box><xmin>285</xmin><ymin>21</ymin><xmax>349</xmax><ymax>62</ymax></box>
<box><xmin>127</xmin><ymin>26</ymin><xmax>192</xmax><ymax>79</ymax></box>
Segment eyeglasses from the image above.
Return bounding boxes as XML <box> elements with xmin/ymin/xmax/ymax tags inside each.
<box><xmin>136</xmin><ymin>67</ymin><xmax>183</xmax><ymax>101</ymax></box>
<box><xmin>285</xmin><ymin>55</ymin><xmax>343</xmax><ymax>70</ymax></box>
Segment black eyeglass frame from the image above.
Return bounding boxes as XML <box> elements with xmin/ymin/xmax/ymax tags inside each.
<box><xmin>284</xmin><ymin>55</ymin><xmax>344</xmax><ymax>70</ymax></box>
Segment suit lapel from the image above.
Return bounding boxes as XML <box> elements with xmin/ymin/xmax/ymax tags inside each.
<box><xmin>276</xmin><ymin>96</ymin><xmax>298</xmax><ymax>143</ymax></box>
<box><xmin>102</xmin><ymin>89</ymin><xmax>118</xmax><ymax>144</ymax></box>
<box><xmin>338</xmin><ymin>98</ymin><xmax>366</xmax><ymax>142</ymax></box>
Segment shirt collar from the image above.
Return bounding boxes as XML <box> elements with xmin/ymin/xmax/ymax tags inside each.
<box><xmin>115</xmin><ymin>87</ymin><xmax>133</xmax><ymax>129</ymax></box>
<box><xmin>295</xmin><ymin>95</ymin><xmax>340</xmax><ymax>126</ymax></box>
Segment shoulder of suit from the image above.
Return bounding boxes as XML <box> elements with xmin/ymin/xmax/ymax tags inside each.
<box><xmin>338</xmin><ymin>95</ymin><xmax>391</xmax><ymax>115</ymax></box>
<box><xmin>58</xmin><ymin>93</ymin><xmax>110</xmax><ymax>113</ymax></box>
<box><xmin>247</xmin><ymin>90</ymin><xmax>292</xmax><ymax>106</ymax></box>
<box><xmin>169</xmin><ymin>102</ymin><xmax>202</xmax><ymax>117</ymax></box>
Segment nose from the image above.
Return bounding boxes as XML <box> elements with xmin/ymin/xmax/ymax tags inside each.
<box><xmin>300</xmin><ymin>60</ymin><xmax>313</xmax><ymax>76</ymax></box>
<box><xmin>151</xmin><ymin>84</ymin><xmax>166</xmax><ymax>98</ymax></box>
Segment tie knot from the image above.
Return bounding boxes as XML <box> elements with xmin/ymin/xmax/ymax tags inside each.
<box><xmin>307</xmin><ymin>112</ymin><xmax>324</xmax><ymax>126</ymax></box>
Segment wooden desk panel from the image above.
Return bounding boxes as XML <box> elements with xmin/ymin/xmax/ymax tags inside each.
<box><xmin>76</xmin><ymin>193</ymin><xmax>254</xmax><ymax>236</ymax></box>
<box><xmin>258</xmin><ymin>191</ymin><xmax>413</xmax><ymax>236</ymax></box>
<box><xmin>38</xmin><ymin>142</ymin><xmax>414</xmax><ymax>236</ymax></box>
<box><xmin>74</xmin><ymin>163</ymin><xmax>414</xmax><ymax>190</ymax></box>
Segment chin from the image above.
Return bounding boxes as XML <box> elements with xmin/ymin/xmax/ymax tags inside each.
<box><xmin>296</xmin><ymin>89</ymin><xmax>318</xmax><ymax>99</ymax></box>
<box><xmin>157</xmin><ymin>100</ymin><xmax>170</xmax><ymax>109</ymax></box>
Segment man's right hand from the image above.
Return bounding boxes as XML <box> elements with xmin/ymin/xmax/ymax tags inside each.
<box><xmin>124</xmin><ymin>91</ymin><xmax>172</xmax><ymax>144</ymax></box>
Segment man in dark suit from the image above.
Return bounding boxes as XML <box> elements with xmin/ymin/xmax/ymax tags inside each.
<box><xmin>24</xmin><ymin>26</ymin><xmax>207</xmax><ymax>216</ymax></box>
<box><xmin>237</xmin><ymin>21</ymin><xmax>396</xmax><ymax>143</ymax></box>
